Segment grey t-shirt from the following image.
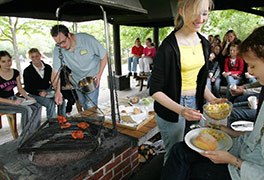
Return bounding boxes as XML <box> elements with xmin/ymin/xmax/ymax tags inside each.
<box><xmin>53</xmin><ymin>33</ymin><xmax>107</xmax><ymax>84</ymax></box>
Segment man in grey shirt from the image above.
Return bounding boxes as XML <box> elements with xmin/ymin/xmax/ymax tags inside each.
<box><xmin>50</xmin><ymin>24</ymin><xmax>107</xmax><ymax>109</ymax></box>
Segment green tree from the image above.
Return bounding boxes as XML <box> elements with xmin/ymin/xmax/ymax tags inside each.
<box><xmin>202</xmin><ymin>10</ymin><xmax>264</xmax><ymax>41</ymax></box>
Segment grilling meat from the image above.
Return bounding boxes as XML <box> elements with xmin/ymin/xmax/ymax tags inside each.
<box><xmin>60</xmin><ymin>122</ymin><xmax>72</xmax><ymax>129</ymax></box>
<box><xmin>77</xmin><ymin>122</ymin><xmax>90</xmax><ymax>130</ymax></box>
<box><xmin>57</xmin><ymin>115</ymin><xmax>67</xmax><ymax>124</ymax></box>
<box><xmin>71</xmin><ymin>130</ymin><xmax>85</xmax><ymax>139</ymax></box>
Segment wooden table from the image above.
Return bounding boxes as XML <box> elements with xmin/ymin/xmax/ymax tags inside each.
<box><xmin>77</xmin><ymin>109</ymin><xmax>159</xmax><ymax>145</ymax></box>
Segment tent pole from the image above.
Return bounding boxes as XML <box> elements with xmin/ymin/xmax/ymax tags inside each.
<box><xmin>100</xmin><ymin>5</ymin><xmax>117</xmax><ymax>135</ymax></box>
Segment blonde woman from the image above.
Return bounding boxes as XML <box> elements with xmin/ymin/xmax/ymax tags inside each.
<box><xmin>150</xmin><ymin>0</ymin><xmax>217</xmax><ymax>163</ymax></box>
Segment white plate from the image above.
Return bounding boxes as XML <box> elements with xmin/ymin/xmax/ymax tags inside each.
<box><xmin>20</xmin><ymin>99</ymin><xmax>36</xmax><ymax>106</ymax></box>
<box><xmin>231</xmin><ymin>121</ymin><xmax>254</xmax><ymax>132</ymax></box>
<box><xmin>184</xmin><ymin>128</ymin><xmax>233</xmax><ymax>153</ymax></box>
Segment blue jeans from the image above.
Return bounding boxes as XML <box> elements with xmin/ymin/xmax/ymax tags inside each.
<box><xmin>128</xmin><ymin>57</ymin><xmax>139</xmax><ymax>72</ymax></box>
<box><xmin>32</xmin><ymin>95</ymin><xmax>57</xmax><ymax>119</ymax></box>
<box><xmin>207</xmin><ymin>77</ymin><xmax>221</xmax><ymax>98</ymax></box>
<box><xmin>76</xmin><ymin>87</ymin><xmax>99</xmax><ymax>110</ymax></box>
<box><xmin>225</xmin><ymin>76</ymin><xmax>242</xmax><ymax>100</ymax></box>
<box><xmin>0</xmin><ymin>98</ymin><xmax>42</xmax><ymax>137</ymax></box>
<box><xmin>156</xmin><ymin>95</ymin><xmax>196</xmax><ymax>163</ymax></box>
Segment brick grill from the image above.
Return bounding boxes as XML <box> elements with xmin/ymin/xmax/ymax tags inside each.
<box><xmin>75</xmin><ymin>146</ymin><xmax>139</xmax><ymax>180</ymax></box>
<box><xmin>0</xmin><ymin>129</ymin><xmax>139</xmax><ymax>180</ymax></box>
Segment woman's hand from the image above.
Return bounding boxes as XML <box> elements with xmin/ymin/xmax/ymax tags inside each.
<box><xmin>201</xmin><ymin>150</ymin><xmax>236</xmax><ymax>164</ymax></box>
<box><xmin>210</xmin><ymin>98</ymin><xmax>228</xmax><ymax>104</ymax></box>
<box><xmin>180</xmin><ymin>107</ymin><xmax>202</xmax><ymax>121</ymax></box>
<box><xmin>55</xmin><ymin>91</ymin><xmax>63</xmax><ymax>105</ymax></box>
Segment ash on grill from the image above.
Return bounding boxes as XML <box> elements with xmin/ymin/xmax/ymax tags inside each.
<box><xmin>18</xmin><ymin>116</ymin><xmax>109</xmax><ymax>166</ymax></box>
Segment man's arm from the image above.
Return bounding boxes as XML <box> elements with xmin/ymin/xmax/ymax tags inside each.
<box><xmin>94</xmin><ymin>53</ymin><xmax>107</xmax><ymax>87</ymax></box>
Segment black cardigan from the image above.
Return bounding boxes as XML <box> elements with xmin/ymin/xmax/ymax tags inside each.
<box><xmin>149</xmin><ymin>30</ymin><xmax>210</xmax><ymax>123</ymax></box>
<box><xmin>23</xmin><ymin>61</ymin><xmax>53</xmax><ymax>96</ymax></box>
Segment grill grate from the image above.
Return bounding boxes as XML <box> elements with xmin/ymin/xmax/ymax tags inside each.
<box><xmin>18</xmin><ymin>116</ymin><xmax>105</xmax><ymax>153</ymax></box>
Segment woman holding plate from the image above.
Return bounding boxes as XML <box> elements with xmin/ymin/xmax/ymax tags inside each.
<box><xmin>149</xmin><ymin>0</ymin><xmax>217</xmax><ymax>163</ymax></box>
<box><xmin>0</xmin><ymin>51</ymin><xmax>42</xmax><ymax>137</ymax></box>
<box><xmin>161</xmin><ymin>26</ymin><xmax>264</xmax><ymax>180</ymax></box>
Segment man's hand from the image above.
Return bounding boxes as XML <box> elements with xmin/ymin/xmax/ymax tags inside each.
<box><xmin>201</xmin><ymin>150</ymin><xmax>236</xmax><ymax>165</ymax></box>
<box><xmin>230</xmin><ymin>86</ymin><xmax>244</xmax><ymax>96</ymax></box>
<box><xmin>39</xmin><ymin>91</ymin><xmax>47</xmax><ymax>97</ymax></box>
<box><xmin>94</xmin><ymin>73</ymin><xmax>102</xmax><ymax>88</ymax></box>
<box><xmin>55</xmin><ymin>91</ymin><xmax>63</xmax><ymax>105</ymax></box>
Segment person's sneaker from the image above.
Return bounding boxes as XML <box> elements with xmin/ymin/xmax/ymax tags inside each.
<box><xmin>126</xmin><ymin>72</ymin><xmax>132</xmax><ymax>78</ymax></box>
<box><xmin>133</xmin><ymin>72</ymin><xmax>138</xmax><ymax>78</ymax></box>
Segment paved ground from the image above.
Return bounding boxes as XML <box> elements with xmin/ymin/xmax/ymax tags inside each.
<box><xmin>0</xmin><ymin>63</ymin><xmax>147</xmax><ymax>145</ymax></box>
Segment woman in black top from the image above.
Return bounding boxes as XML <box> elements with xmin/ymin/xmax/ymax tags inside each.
<box><xmin>0</xmin><ymin>51</ymin><xmax>41</xmax><ymax>137</ymax></box>
<box><xmin>149</xmin><ymin>0</ymin><xmax>218</xmax><ymax>163</ymax></box>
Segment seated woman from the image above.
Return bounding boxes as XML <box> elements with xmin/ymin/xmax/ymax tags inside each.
<box><xmin>207</xmin><ymin>45</ymin><xmax>222</xmax><ymax>97</ymax></box>
<box><xmin>139</xmin><ymin>38</ymin><xmax>156</xmax><ymax>76</ymax></box>
<box><xmin>0</xmin><ymin>51</ymin><xmax>42</xmax><ymax>137</ymax></box>
<box><xmin>222</xmin><ymin>43</ymin><xmax>244</xmax><ymax>100</ymax></box>
<box><xmin>23</xmin><ymin>48</ymin><xmax>57</xmax><ymax>119</ymax></box>
<box><xmin>161</xmin><ymin>26</ymin><xmax>264</xmax><ymax>180</ymax></box>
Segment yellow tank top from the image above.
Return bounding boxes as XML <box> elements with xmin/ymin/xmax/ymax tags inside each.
<box><xmin>179</xmin><ymin>44</ymin><xmax>204</xmax><ymax>91</ymax></box>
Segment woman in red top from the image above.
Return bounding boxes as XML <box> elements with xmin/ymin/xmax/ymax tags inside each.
<box><xmin>139</xmin><ymin>38</ymin><xmax>156</xmax><ymax>76</ymax></box>
<box><xmin>127</xmin><ymin>38</ymin><xmax>144</xmax><ymax>78</ymax></box>
<box><xmin>222</xmin><ymin>43</ymin><xmax>244</xmax><ymax>100</ymax></box>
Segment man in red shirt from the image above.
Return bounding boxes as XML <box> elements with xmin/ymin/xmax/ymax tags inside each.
<box><xmin>127</xmin><ymin>38</ymin><xmax>144</xmax><ymax>78</ymax></box>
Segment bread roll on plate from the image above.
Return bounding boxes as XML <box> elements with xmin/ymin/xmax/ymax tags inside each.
<box><xmin>193</xmin><ymin>132</ymin><xmax>218</xmax><ymax>151</ymax></box>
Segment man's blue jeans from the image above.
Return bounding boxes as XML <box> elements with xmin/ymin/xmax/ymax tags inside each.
<box><xmin>128</xmin><ymin>57</ymin><xmax>139</xmax><ymax>73</ymax></box>
<box><xmin>76</xmin><ymin>87</ymin><xmax>99</xmax><ymax>110</ymax></box>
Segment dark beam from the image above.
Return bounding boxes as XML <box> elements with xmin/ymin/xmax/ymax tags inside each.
<box><xmin>113</xmin><ymin>24</ymin><xmax>122</xmax><ymax>75</ymax></box>
<box><xmin>153</xmin><ymin>27</ymin><xmax>159</xmax><ymax>49</ymax></box>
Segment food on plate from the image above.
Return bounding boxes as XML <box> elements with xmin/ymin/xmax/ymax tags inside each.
<box><xmin>71</xmin><ymin>130</ymin><xmax>84</xmax><ymax>139</ymax></box>
<box><xmin>203</xmin><ymin>101</ymin><xmax>232</xmax><ymax>120</ymax></box>
<box><xmin>121</xmin><ymin>115</ymin><xmax>136</xmax><ymax>123</ymax></box>
<box><xmin>200</xmin><ymin>128</ymin><xmax>226</xmax><ymax>141</ymax></box>
<box><xmin>77</xmin><ymin>122</ymin><xmax>90</xmax><ymax>130</ymax></box>
<box><xmin>57</xmin><ymin>115</ymin><xmax>67</xmax><ymax>124</ymax></box>
<box><xmin>133</xmin><ymin>107</ymin><xmax>142</xmax><ymax>114</ymax></box>
<box><xmin>60</xmin><ymin>122</ymin><xmax>72</xmax><ymax>129</ymax></box>
<box><xmin>130</xmin><ymin>96</ymin><xmax>140</xmax><ymax>104</ymax></box>
<box><xmin>193</xmin><ymin>131</ymin><xmax>218</xmax><ymax>151</ymax></box>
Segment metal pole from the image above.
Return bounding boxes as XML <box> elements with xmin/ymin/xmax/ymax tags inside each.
<box><xmin>100</xmin><ymin>6</ymin><xmax>117</xmax><ymax>135</ymax></box>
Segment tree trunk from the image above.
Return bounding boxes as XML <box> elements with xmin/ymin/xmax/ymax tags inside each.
<box><xmin>9</xmin><ymin>17</ymin><xmax>21</xmax><ymax>72</ymax></box>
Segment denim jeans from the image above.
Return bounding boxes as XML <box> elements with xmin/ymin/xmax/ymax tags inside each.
<box><xmin>127</xmin><ymin>56</ymin><xmax>139</xmax><ymax>72</ymax></box>
<box><xmin>156</xmin><ymin>95</ymin><xmax>197</xmax><ymax>163</ymax></box>
<box><xmin>207</xmin><ymin>77</ymin><xmax>221</xmax><ymax>98</ymax></box>
<box><xmin>76</xmin><ymin>87</ymin><xmax>99</xmax><ymax>110</ymax></box>
<box><xmin>0</xmin><ymin>98</ymin><xmax>42</xmax><ymax>137</ymax></box>
<box><xmin>161</xmin><ymin>142</ymin><xmax>231</xmax><ymax>180</ymax></box>
<box><xmin>31</xmin><ymin>95</ymin><xmax>57</xmax><ymax>119</ymax></box>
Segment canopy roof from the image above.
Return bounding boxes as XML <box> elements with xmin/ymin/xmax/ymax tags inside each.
<box><xmin>0</xmin><ymin>0</ymin><xmax>263</xmax><ymax>27</ymax></box>
<box><xmin>0</xmin><ymin>0</ymin><xmax>147</xmax><ymax>22</ymax></box>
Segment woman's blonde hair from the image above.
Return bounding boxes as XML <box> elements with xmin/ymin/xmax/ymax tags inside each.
<box><xmin>174</xmin><ymin>0</ymin><xmax>214</xmax><ymax>30</ymax></box>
